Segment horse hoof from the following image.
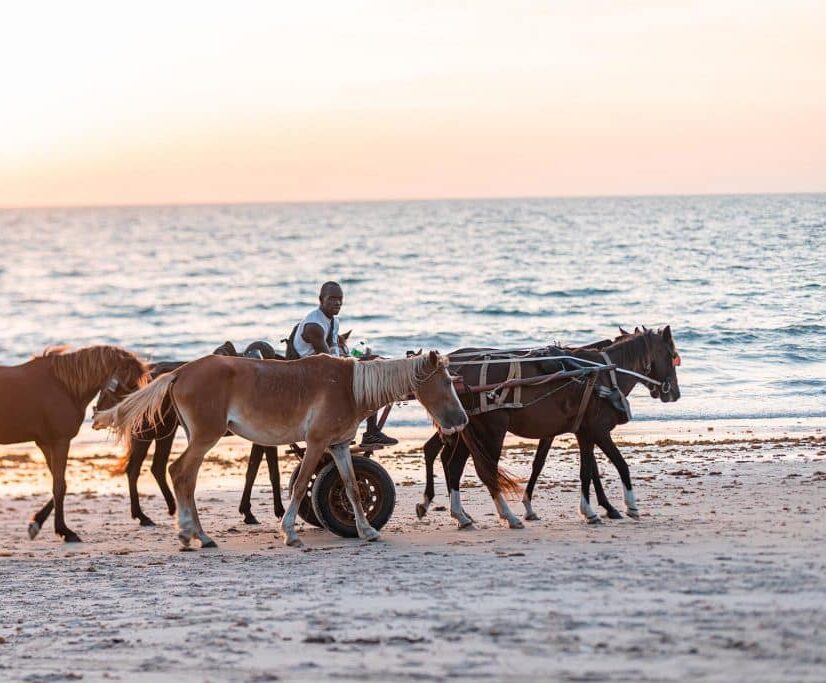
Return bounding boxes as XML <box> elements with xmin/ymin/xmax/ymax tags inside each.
<box><xmin>274</xmin><ymin>508</ymin><xmax>286</xmax><ymax>520</ymax></box>
<box><xmin>362</xmin><ymin>528</ymin><xmax>381</xmax><ymax>542</ymax></box>
<box><xmin>139</xmin><ymin>517</ymin><xmax>156</xmax><ymax>527</ymax></box>
<box><xmin>178</xmin><ymin>532</ymin><xmax>192</xmax><ymax>547</ymax></box>
<box><xmin>201</xmin><ymin>540</ymin><xmax>218</xmax><ymax>549</ymax></box>
<box><xmin>508</xmin><ymin>519</ymin><xmax>525</xmax><ymax>529</ymax></box>
<box><xmin>586</xmin><ymin>515</ymin><xmax>602</xmax><ymax>525</ymax></box>
<box><xmin>415</xmin><ymin>503</ymin><xmax>428</xmax><ymax>519</ymax></box>
<box><xmin>285</xmin><ymin>537</ymin><xmax>303</xmax><ymax>548</ymax></box>
<box><xmin>243</xmin><ymin>515</ymin><xmax>260</xmax><ymax>525</ymax></box>
<box><xmin>27</xmin><ymin>522</ymin><xmax>41</xmax><ymax>540</ymax></box>
<box><xmin>524</xmin><ymin>513</ymin><xmax>539</xmax><ymax>521</ymax></box>
<box><xmin>63</xmin><ymin>532</ymin><xmax>82</xmax><ymax>543</ymax></box>
<box><xmin>179</xmin><ymin>546</ymin><xmax>196</xmax><ymax>552</ymax></box>
<box><xmin>627</xmin><ymin>509</ymin><xmax>640</xmax><ymax>520</ymax></box>
<box><xmin>457</xmin><ymin>519</ymin><xmax>474</xmax><ymax>530</ymax></box>
<box><xmin>606</xmin><ymin>509</ymin><xmax>623</xmax><ymax>520</ymax></box>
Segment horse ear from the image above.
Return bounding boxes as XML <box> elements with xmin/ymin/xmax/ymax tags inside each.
<box><xmin>340</xmin><ymin>329</ymin><xmax>352</xmax><ymax>342</ymax></box>
<box><xmin>619</xmin><ymin>327</ymin><xmax>629</xmax><ymax>336</ymax></box>
<box><xmin>634</xmin><ymin>326</ymin><xmax>641</xmax><ymax>334</ymax></box>
<box><xmin>428</xmin><ymin>350</ymin><xmax>439</xmax><ymax>366</ymax></box>
<box><xmin>662</xmin><ymin>325</ymin><xmax>672</xmax><ymax>343</ymax></box>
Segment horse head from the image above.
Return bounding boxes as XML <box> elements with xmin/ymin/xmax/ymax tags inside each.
<box><xmin>412</xmin><ymin>350</ymin><xmax>468</xmax><ymax>435</ymax></box>
<box><xmin>93</xmin><ymin>347</ymin><xmax>150</xmax><ymax>413</ymax></box>
<box><xmin>643</xmin><ymin>326</ymin><xmax>681</xmax><ymax>403</ymax></box>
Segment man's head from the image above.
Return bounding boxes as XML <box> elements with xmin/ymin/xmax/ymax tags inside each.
<box><xmin>319</xmin><ymin>281</ymin><xmax>343</xmax><ymax>318</ymax></box>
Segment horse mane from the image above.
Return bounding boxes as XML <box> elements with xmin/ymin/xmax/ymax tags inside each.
<box><xmin>44</xmin><ymin>345</ymin><xmax>149</xmax><ymax>399</ymax></box>
<box><xmin>352</xmin><ymin>354</ymin><xmax>442</xmax><ymax>410</ymax></box>
<box><xmin>604</xmin><ymin>330</ymin><xmax>651</xmax><ymax>371</ymax></box>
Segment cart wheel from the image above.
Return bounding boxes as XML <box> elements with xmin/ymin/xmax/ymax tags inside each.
<box><xmin>311</xmin><ymin>456</ymin><xmax>396</xmax><ymax>538</ymax></box>
<box><xmin>288</xmin><ymin>464</ymin><xmax>322</xmax><ymax>528</ymax></box>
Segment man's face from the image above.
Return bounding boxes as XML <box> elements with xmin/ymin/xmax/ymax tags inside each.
<box><xmin>320</xmin><ymin>287</ymin><xmax>343</xmax><ymax>318</ymax></box>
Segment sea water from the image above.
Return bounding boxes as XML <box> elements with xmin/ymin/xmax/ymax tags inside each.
<box><xmin>1</xmin><ymin>194</ymin><xmax>823</xmax><ymax>427</ymax></box>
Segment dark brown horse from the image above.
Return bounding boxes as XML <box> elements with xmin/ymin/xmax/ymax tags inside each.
<box><xmin>0</xmin><ymin>345</ymin><xmax>150</xmax><ymax>542</ymax></box>
<box><xmin>433</xmin><ymin>328</ymin><xmax>681</xmax><ymax>529</ymax></box>
<box><xmin>416</xmin><ymin>336</ymin><xmax>626</xmax><ymax>523</ymax></box>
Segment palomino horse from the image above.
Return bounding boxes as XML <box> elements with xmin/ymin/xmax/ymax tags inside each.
<box><xmin>93</xmin><ymin>351</ymin><xmax>467</xmax><ymax>547</ymax></box>
<box><xmin>0</xmin><ymin>345</ymin><xmax>149</xmax><ymax>542</ymax></box>
<box><xmin>434</xmin><ymin>327</ymin><xmax>681</xmax><ymax>529</ymax></box>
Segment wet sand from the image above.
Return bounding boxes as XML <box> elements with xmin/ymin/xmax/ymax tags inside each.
<box><xmin>1</xmin><ymin>428</ymin><xmax>825</xmax><ymax>682</ymax></box>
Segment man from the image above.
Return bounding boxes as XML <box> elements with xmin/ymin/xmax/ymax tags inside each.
<box><xmin>293</xmin><ymin>281</ymin><xmax>397</xmax><ymax>447</ymax></box>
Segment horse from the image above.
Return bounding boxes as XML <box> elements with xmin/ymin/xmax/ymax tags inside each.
<box><xmin>95</xmin><ymin>340</ymin><xmax>302</xmax><ymax>527</ymax></box>
<box><xmin>432</xmin><ymin>327</ymin><xmax>681</xmax><ymax>529</ymax></box>
<box><xmin>416</xmin><ymin>334</ymin><xmax>629</xmax><ymax>524</ymax></box>
<box><xmin>0</xmin><ymin>345</ymin><xmax>150</xmax><ymax>542</ymax></box>
<box><xmin>93</xmin><ymin>351</ymin><xmax>467</xmax><ymax>547</ymax></box>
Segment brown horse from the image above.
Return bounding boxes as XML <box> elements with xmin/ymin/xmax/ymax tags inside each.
<box><xmin>0</xmin><ymin>345</ymin><xmax>150</xmax><ymax>542</ymax></box>
<box><xmin>440</xmin><ymin>328</ymin><xmax>681</xmax><ymax>529</ymax></box>
<box><xmin>93</xmin><ymin>351</ymin><xmax>467</xmax><ymax>547</ymax></box>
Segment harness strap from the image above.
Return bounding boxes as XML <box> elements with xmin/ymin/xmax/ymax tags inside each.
<box><xmin>495</xmin><ymin>361</ymin><xmax>522</xmax><ymax>407</ymax></box>
<box><xmin>572</xmin><ymin>374</ymin><xmax>597</xmax><ymax>433</ymax></box>
<box><xmin>601</xmin><ymin>351</ymin><xmax>632</xmax><ymax>420</ymax></box>
<box><xmin>479</xmin><ymin>356</ymin><xmax>490</xmax><ymax>414</ymax></box>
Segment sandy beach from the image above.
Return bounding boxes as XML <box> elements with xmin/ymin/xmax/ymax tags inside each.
<box><xmin>2</xmin><ymin>425</ymin><xmax>825</xmax><ymax>682</ymax></box>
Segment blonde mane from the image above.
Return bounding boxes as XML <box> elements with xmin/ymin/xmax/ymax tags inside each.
<box><xmin>352</xmin><ymin>354</ymin><xmax>443</xmax><ymax>410</ymax></box>
<box><xmin>44</xmin><ymin>345</ymin><xmax>149</xmax><ymax>399</ymax></box>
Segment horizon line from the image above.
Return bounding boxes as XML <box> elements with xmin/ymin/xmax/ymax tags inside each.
<box><xmin>1</xmin><ymin>189</ymin><xmax>824</xmax><ymax>212</ymax></box>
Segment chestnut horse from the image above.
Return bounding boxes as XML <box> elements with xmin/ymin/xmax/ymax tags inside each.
<box><xmin>0</xmin><ymin>345</ymin><xmax>149</xmax><ymax>542</ymax></box>
<box><xmin>440</xmin><ymin>327</ymin><xmax>681</xmax><ymax>529</ymax></box>
<box><xmin>95</xmin><ymin>339</ymin><xmax>314</xmax><ymax>527</ymax></box>
<box><xmin>94</xmin><ymin>351</ymin><xmax>467</xmax><ymax>547</ymax></box>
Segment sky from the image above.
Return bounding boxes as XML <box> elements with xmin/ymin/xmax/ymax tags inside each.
<box><xmin>0</xmin><ymin>0</ymin><xmax>824</xmax><ymax>207</ymax></box>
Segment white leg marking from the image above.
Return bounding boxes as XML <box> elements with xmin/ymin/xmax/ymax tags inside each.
<box><xmin>522</xmin><ymin>492</ymin><xmax>539</xmax><ymax>520</ymax></box>
<box><xmin>330</xmin><ymin>444</ymin><xmax>380</xmax><ymax>541</ymax></box>
<box><xmin>449</xmin><ymin>489</ymin><xmax>473</xmax><ymax>528</ymax></box>
<box><xmin>579</xmin><ymin>495</ymin><xmax>600</xmax><ymax>524</ymax></box>
<box><xmin>495</xmin><ymin>494</ymin><xmax>524</xmax><ymax>529</ymax></box>
<box><xmin>624</xmin><ymin>486</ymin><xmax>639</xmax><ymax>518</ymax></box>
<box><xmin>281</xmin><ymin>493</ymin><xmax>301</xmax><ymax>546</ymax></box>
<box><xmin>178</xmin><ymin>508</ymin><xmax>195</xmax><ymax>546</ymax></box>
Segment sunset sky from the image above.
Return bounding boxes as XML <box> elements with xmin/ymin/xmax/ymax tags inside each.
<box><xmin>1</xmin><ymin>0</ymin><xmax>824</xmax><ymax>207</ymax></box>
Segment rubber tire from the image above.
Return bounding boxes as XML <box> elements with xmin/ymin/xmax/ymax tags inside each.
<box><xmin>288</xmin><ymin>464</ymin><xmax>323</xmax><ymax>528</ymax></box>
<box><xmin>311</xmin><ymin>457</ymin><xmax>396</xmax><ymax>538</ymax></box>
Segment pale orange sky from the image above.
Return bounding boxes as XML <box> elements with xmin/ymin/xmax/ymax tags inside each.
<box><xmin>1</xmin><ymin>1</ymin><xmax>824</xmax><ymax>207</ymax></box>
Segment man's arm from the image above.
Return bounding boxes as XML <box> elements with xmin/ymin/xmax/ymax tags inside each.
<box><xmin>302</xmin><ymin>323</ymin><xmax>331</xmax><ymax>355</ymax></box>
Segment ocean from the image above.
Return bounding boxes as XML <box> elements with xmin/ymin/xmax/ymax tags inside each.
<box><xmin>1</xmin><ymin>194</ymin><xmax>824</xmax><ymax>426</ymax></box>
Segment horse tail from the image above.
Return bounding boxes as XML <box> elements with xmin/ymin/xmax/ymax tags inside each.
<box><xmin>94</xmin><ymin>373</ymin><xmax>177</xmax><ymax>446</ymax></box>
<box><xmin>459</xmin><ymin>424</ymin><xmax>523</xmax><ymax>499</ymax></box>
<box><xmin>109</xmin><ymin>439</ymin><xmax>135</xmax><ymax>475</ymax></box>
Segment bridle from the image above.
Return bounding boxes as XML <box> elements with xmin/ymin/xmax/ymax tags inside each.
<box><xmin>639</xmin><ymin>332</ymin><xmax>681</xmax><ymax>398</ymax></box>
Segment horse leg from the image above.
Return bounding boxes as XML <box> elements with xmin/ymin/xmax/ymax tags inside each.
<box><xmin>472</xmin><ymin>419</ymin><xmax>523</xmax><ymax>529</ymax></box>
<box><xmin>590</xmin><ymin>457</ymin><xmax>623</xmax><ymax>520</ymax></box>
<box><xmin>576</xmin><ymin>434</ymin><xmax>601</xmax><ymax>524</ymax></box>
<box><xmin>416</xmin><ymin>431</ymin><xmax>442</xmax><ymax>519</ymax></box>
<box><xmin>593</xmin><ymin>431</ymin><xmax>639</xmax><ymax>519</ymax></box>
<box><xmin>125</xmin><ymin>439</ymin><xmax>154</xmax><ymax>526</ymax></box>
<box><xmin>264</xmin><ymin>447</ymin><xmax>284</xmax><ymax>519</ymax></box>
<box><xmin>329</xmin><ymin>442</ymin><xmax>380</xmax><ymax>541</ymax></box>
<box><xmin>48</xmin><ymin>439</ymin><xmax>80</xmax><ymax>542</ymax></box>
<box><xmin>150</xmin><ymin>430</ymin><xmax>177</xmax><ymax>517</ymax></box>
<box><xmin>28</xmin><ymin>498</ymin><xmax>54</xmax><ymax>540</ymax></box>
<box><xmin>240</xmin><ymin>444</ymin><xmax>265</xmax><ymax>524</ymax></box>
<box><xmin>523</xmin><ymin>437</ymin><xmax>552</xmax><ymax>521</ymax></box>
<box><xmin>445</xmin><ymin>440</ymin><xmax>474</xmax><ymax>529</ymax></box>
<box><xmin>281</xmin><ymin>440</ymin><xmax>326</xmax><ymax>547</ymax></box>
<box><xmin>168</xmin><ymin>436</ymin><xmax>221</xmax><ymax>549</ymax></box>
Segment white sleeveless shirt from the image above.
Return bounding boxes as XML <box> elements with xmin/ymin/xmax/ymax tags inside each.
<box><xmin>293</xmin><ymin>308</ymin><xmax>341</xmax><ymax>358</ymax></box>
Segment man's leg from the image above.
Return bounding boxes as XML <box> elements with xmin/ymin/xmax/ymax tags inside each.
<box><xmin>360</xmin><ymin>411</ymin><xmax>398</xmax><ymax>447</ymax></box>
